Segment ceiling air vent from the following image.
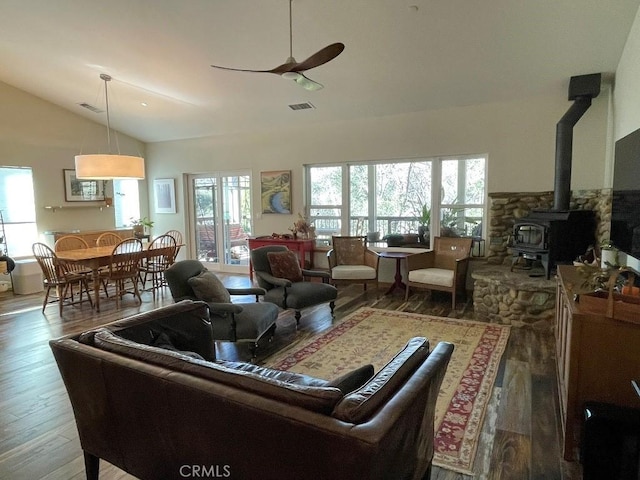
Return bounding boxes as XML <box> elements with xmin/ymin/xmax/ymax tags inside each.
<box><xmin>78</xmin><ymin>102</ymin><xmax>104</xmax><ymax>114</ymax></box>
<box><xmin>288</xmin><ymin>102</ymin><xmax>315</xmax><ymax>111</ymax></box>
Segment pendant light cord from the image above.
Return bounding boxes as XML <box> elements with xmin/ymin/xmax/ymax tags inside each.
<box><xmin>289</xmin><ymin>0</ymin><xmax>293</xmax><ymax>58</ymax></box>
<box><xmin>101</xmin><ymin>74</ymin><xmax>112</xmax><ymax>154</ymax></box>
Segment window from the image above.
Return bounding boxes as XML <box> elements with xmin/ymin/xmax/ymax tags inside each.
<box><xmin>113</xmin><ymin>179</ymin><xmax>140</xmax><ymax>228</ymax></box>
<box><xmin>305</xmin><ymin>155</ymin><xmax>486</xmax><ymax>244</ymax></box>
<box><xmin>0</xmin><ymin>166</ymin><xmax>37</xmax><ymax>258</ymax></box>
<box><xmin>439</xmin><ymin>157</ymin><xmax>486</xmax><ymax>238</ymax></box>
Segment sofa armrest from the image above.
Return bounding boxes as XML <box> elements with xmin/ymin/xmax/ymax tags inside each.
<box><xmin>302</xmin><ymin>269</ymin><xmax>330</xmax><ymax>280</ymax></box>
<box><xmin>364</xmin><ymin>249</ymin><xmax>380</xmax><ymax>269</ymax></box>
<box><xmin>327</xmin><ymin>249</ymin><xmax>336</xmax><ymax>269</ymax></box>
<box><xmin>226</xmin><ymin>286</ymin><xmax>267</xmax><ymax>298</ymax></box>
<box><xmin>255</xmin><ymin>270</ymin><xmax>292</xmax><ymax>287</ymax></box>
<box><xmin>332</xmin><ymin>337</ymin><xmax>430</xmax><ymax>423</ymax></box>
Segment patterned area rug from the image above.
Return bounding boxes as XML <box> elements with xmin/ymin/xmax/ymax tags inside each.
<box><xmin>265</xmin><ymin>307</ymin><xmax>511</xmax><ymax>475</ymax></box>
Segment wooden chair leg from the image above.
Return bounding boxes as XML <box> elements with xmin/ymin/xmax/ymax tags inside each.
<box><xmin>42</xmin><ymin>286</ymin><xmax>51</xmax><ymax>312</ymax></box>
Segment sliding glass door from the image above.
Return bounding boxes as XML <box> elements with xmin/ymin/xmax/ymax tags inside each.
<box><xmin>188</xmin><ymin>172</ymin><xmax>252</xmax><ymax>272</ymax></box>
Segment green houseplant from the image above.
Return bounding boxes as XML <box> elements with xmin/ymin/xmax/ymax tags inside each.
<box><xmin>130</xmin><ymin>216</ymin><xmax>154</xmax><ymax>237</ymax></box>
<box><xmin>417</xmin><ymin>204</ymin><xmax>431</xmax><ymax>245</ymax></box>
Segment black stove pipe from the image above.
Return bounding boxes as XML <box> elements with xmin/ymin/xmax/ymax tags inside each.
<box><xmin>552</xmin><ymin>73</ymin><xmax>601</xmax><ymax>211</ymax></box>
<box><xmin>553</xmin><ymin>96</ymin><xmax>592</xmax><ymax>210</ymax></box>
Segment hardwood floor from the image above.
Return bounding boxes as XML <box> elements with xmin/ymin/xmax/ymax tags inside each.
<box><xmin>0</xmin><ymin>274</ymin><xmax>583</xmax><ymax>479</ymax></box>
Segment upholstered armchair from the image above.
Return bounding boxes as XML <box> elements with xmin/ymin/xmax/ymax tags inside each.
<box><xmin>404</xmin><ymin>236</ymin><xmax>473</xmax><ymax>308</ymax></box>
<box><xmin>165</xmin><ymin>260</ymin><xmax>279</xmax><ymax>359</ymax></box>
<box><xmin>327</xmin><ymin>236</ymin><xmax>379</xmax><ymax>292</ymax></box>
<box><xmin>250</xmin><ymin>245</ymin><xmax>337</xmax><ymax>324</ymax></box>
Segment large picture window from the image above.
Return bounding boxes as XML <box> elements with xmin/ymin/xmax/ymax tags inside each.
<box><xmin>305</xmin><ymin>155</ymin><xmax>486</xmax><ymax>246</ymax></box>
<box><xmin>0</xmin><ymin>166</ymin><xmax>37</xmax><ymax>258</ymax></box>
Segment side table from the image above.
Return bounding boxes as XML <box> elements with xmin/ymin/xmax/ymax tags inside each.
<box><xmin>378</xmin><ymin>251</ymin><xmax>411</xmax><ymax>295</ymax></box>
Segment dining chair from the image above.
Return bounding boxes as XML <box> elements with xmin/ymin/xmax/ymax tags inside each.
<box><xmin>98</xmin><ymin>238</ymin><xmax>143</xmax><ymax>308</ymax></box>
<box><xmin>139</xmin><ymin>234</ymin><xmax>177</xmax><ymax>300</ymax></box>
<box><xmin>32</xmin><ymin>242</ymin><xmax>93</xmax><ymax>314</ymax></box>
<box><xmin>53</xmin><ymin>235</ymin><xmax>93</xmax><ymax>276</ymax></box>
<box><xmin>96</xmin><ymin>232</ymin><xmax>122</xmax><ymax>247</ymax></box>
<box><xmin>165</xmin><ymin>229</ymin><xmax>184</xmax><ymax>259</ymax></box>
<box><xmin>54</xmin><ymin>235</ymin><xmax>89</xmax><ymax>252</ymax></box>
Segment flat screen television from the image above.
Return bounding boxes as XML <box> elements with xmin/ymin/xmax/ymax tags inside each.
<box><xmin>611</xmin><ymin>127</ymin><xmax>640</xmax><ymax>259</ymax></box>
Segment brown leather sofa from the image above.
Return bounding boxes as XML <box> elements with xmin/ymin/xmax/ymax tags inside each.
<box><xmin>50</xmin><ymin>300</ymin><xmax>454</xmax><ymax>480</ymax></box>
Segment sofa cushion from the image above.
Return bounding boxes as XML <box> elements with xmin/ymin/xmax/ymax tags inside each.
<box><xmin>216</xmin><ymin>360</ymin><xmax>328</xmax><ymax>387</ymax></box>
<box><xmin>267</xmin><ymin>250</ymin><xmax>303</xmax><ymax>282</ymax></box>
<box><xmin>187</xmin><ymin>270</ymin><xmax>231</xmax><ymax>303</ymax></box>
<box><xmin>332</xmin><ymin>337</ymin><xmax>430</xmax><ymax>423</ymax></box>
<box><xmin>92</xmin><ymin>328</ymin><xmax>343</xmax><ymax>414</ymax></box>
<box><xmin>326</xmin><ymin>364</ymin><xmax>375</xmax><ymax>395</ymax></box>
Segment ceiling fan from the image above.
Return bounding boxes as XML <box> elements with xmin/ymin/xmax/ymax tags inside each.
<box><xmin>211</xmin><ymin>0</ymin><xmax>344</xmax><ymax>91</ymax></box>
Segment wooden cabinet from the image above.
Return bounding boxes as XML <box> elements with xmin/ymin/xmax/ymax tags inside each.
<box><xmin>49</xmin><ymin>228</ymin><xmax>134</xmax><ymax>247</ymax></box>
<box><xmin>555</xmin><ymin>265</ymin><xmax>640</xmax><ymax>460</ymax></box>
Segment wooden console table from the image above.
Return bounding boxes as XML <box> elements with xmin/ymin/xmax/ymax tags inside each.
<box><xmin>248</xmin><ymin>237</ymin><xmax>315</xmax><ymax>278</ymax></box>
<box><xmin>555</xmin><ymin>265</ymin><xmax>640</xmax><ymax>460</ymax></box>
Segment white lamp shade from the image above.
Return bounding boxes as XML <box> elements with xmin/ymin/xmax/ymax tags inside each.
<box><xmin>75</xmin><ymin>154</ymin><xmax>145</xmax><ymax>180</ymax></box>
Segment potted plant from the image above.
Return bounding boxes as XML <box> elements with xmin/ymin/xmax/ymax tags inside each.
<box><xmin>417</xmin><ymin>204</ymin><xmax>431</xmax><ymax>244</ymax></box>
<box><xmin>130</xmin><ymin>216</ymin><xmax>154</xmax><ymax>237</ymax></box>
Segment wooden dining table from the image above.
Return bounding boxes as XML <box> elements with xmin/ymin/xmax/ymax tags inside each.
<box><xmin>56</xmin><ymin>244</ymin><xmax>179</xmax><ymax>312</ymax></box>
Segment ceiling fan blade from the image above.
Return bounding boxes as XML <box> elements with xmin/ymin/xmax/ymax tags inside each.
<box><xmin>293</xmin><ymin>43</ymin><xmax>345</xmax><ymax>72</ymax></box>
<box><xmin>210</xmin><ymin>64</ymin><xmax>276</xmax><ymax>74</ymax></box>
<box><xmin>292</xmin><ymin>73</ymin><xmax>324</xmax><ymax>91</ymax></box>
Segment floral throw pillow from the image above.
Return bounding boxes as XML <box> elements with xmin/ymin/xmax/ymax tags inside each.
<box><xmin>267</xmin><ymin>251</ymin><xmax>303</xmax><ymax>283</ymax></box>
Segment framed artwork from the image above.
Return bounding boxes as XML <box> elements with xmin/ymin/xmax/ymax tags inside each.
<box><xmin>261</xmin><ymin>170</ymin><xmax>291</xmax><ymax>214</ymax></box>
<box><xmin>154</xmin><ymin>178</ymin><xmax>176</xmax><ymax>214</ymax></box>
<box><xmin>63</xmin><ymin>169</ymin><xmax>105</xmax><ymax>202</ymax></box>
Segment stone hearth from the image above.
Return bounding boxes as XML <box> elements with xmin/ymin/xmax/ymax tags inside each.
<box><xmin>471</xmin><ymin>264</ymin><xmax>556</xmax><ymax>330</ymax></box>
<box><xmin>486</xmin><ymin>189</ymin><xmax>611</xmax><ymax>266</ymax></box>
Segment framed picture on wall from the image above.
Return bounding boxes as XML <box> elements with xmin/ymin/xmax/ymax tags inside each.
<box><xmin>261</xmin><ymin>170</ymin><xmax>291</xmax><ymax>214</ymax></box>
<box><xmin>63</xmin><ymin>169</ymin><xmax>105</xmax><ymax>202</ymax></box>
<box><xmin>154</xmin><ymin>178</ymin><xmax>176</xmax><ymax>214</ymax></box>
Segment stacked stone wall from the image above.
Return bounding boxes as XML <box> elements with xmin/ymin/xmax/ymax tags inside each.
<box><xmin>471</xmin><ymin>266</ymin><xmax>556</xmax><ymax>330</ymax></box>
<box><xmin>486</xmin><ymin>189</ymin><xmax>611</xmax><ymax>266</ymax></box>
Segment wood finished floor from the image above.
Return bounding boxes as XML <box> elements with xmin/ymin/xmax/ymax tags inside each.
<box><xmin>0</xmin><ymin>274</ymin><xmax>583</xmax><ymax>479</ymax></box>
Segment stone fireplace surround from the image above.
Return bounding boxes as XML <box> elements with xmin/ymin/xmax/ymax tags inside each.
<box><xmin>470</xmin><ymin>188</ymin><xmax>611</xmax><ymax>329</ymax></box>
<box><xmin>486</xmin><ymin>188</ymin><xmax>611</xmax><ymax>266</ymax></box>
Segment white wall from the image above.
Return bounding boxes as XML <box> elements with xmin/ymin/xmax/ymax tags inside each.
<box><xmin>0</xmin><ymin>81</ymin><xmax>147</xmax><ymax>238</ymax></box>
<box><xmin>0</xmin><ymin>58</ymin><xmax>621</xmax><ymax>247</ymax></box>
<box><xmin>615</xmin><ymin>6</ymin><xmax>640</xmax><ymax>140</ymax></box>
<box><xmin>147</xmin><ymin>90</ymin><xmax>611</xmax><ymax>238</ymax></box>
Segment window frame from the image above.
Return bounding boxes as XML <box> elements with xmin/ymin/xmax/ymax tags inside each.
<box><xmin>0</xmin><ymin>166</ymin><xmax>38</xmax><ymax>259</ymax></box>
<box><xmin>304</xmin><ymin>155</ymin><xmax>487</xmax><ymax>246</ymax></box>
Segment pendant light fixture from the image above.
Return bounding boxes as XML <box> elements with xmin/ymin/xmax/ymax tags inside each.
<box><xmin>74</xmin><ymin>73</ymin><xmax>145</xmax><ymax>180</ymax></box>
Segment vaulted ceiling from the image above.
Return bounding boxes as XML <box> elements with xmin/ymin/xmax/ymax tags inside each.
<box><xmin>1</xmin><ymin>0</ymin><xmax>638</xmax><ymax>143</ymax></box>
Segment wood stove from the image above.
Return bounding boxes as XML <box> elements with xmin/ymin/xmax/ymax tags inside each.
<box><xmin>510</xmin><ymin>210</ymin><xmax>595</xmax><ymax>279</ymax></box>
<box><xmin>510</xmin><ymin>73</ymin><xmax>600</xmax><ymax>279</ymax></box>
